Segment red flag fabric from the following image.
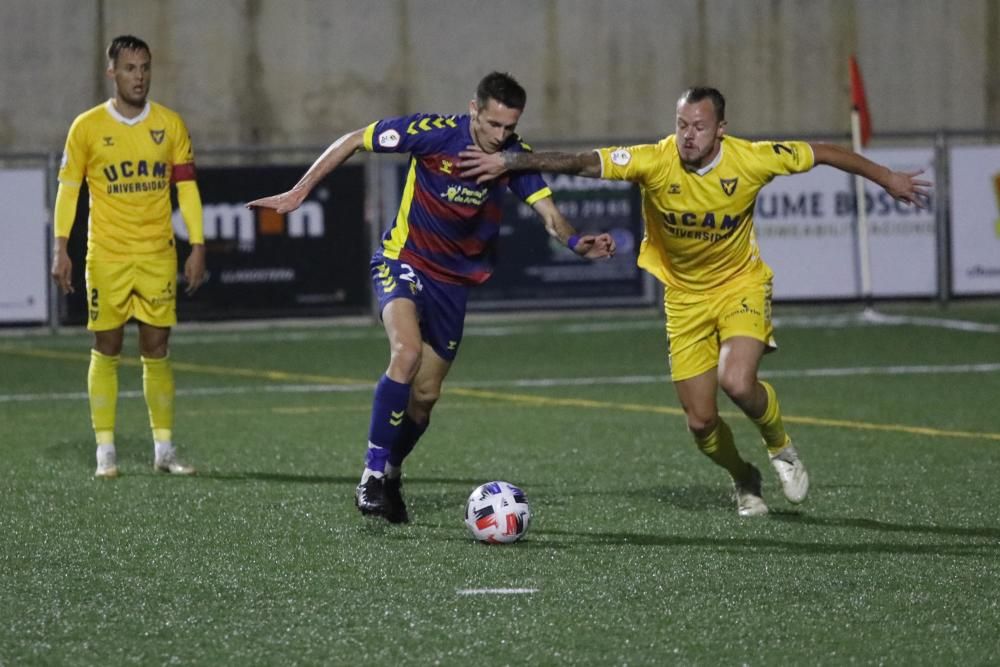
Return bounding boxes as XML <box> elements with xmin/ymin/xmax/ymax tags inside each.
<box><xmin>849</xmin><ymin>55</ymin><xmax>872</xmax><ymax>146</ymax></box>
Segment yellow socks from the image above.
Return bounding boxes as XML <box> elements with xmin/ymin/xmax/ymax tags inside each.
<box><xmin>88</xmin><ymin>349</ymin><xmax>119</xmax><ymax>445</ymax></box>
<box><xmin>694</xmin><ymin>418</ymin><xmax>751</xmax><ymax>481</ymax></box>
<box><xmin>142</xmin><ymin>355</ymin><xmax>175</xmax><ymax>440</ymax></box>
<box><xmin>753</xmin><ymin>381</ymin><xmax>791</xmax><ymax>456</ymax></box>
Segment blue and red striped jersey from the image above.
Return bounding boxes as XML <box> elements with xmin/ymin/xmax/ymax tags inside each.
<box><xmin>363</xmin><ymin>113</ymin><xmax>552</xmax><ymax>285</ymax></box>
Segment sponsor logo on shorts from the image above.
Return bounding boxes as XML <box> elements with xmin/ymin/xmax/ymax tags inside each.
<box><xmin>723</xmin><ymin>296</ymin><xmax>763</xmax><ymax>322</ymax></box>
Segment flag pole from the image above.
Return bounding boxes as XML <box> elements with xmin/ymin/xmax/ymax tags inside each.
<box><xmin>851</xmin><ymin>108</ymin><xmax>874</xmax><ymax>313</ymax></box>
<box><xmin>849</xmin><ymin>55</ymin><xmax>875</xmax><ymax>315</ymax></box>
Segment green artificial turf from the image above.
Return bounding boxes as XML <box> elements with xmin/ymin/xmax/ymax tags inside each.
<box><xmin>2</xmin><ymin>302</ymin><xmax>999</xmax><ymax>665</ymax></box>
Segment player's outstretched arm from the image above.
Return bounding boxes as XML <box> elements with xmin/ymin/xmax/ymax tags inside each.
<box><xmin>247</xmin><ymin>128</ymin><xmax>366</xmax><ymax>213</ymax></box>
<box><xmin>531</xmin><ymin>197</ymin><xmax>615</xmax><ymax>260</ymax></box>
<box><xmin>458</xmin><ymin>148</ymin><xmax>602</xmax><ymax>184</ymax></box>
<box><xmin>811</xmin><ymin>142</ymin><xmax>932</xmax><ymax>208</ymax></box>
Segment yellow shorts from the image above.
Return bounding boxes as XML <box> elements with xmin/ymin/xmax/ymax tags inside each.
<box><xmin>84</xmin><ymin>255</ymin><xmax>178</xmax><ymax>331</ymax></box>
<box><xmin>665</xmin><ymin>275</ymin><xmax>776</xmax><ymax>381</ymax></box>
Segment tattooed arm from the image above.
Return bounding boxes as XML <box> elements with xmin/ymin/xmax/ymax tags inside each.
<box><xmin>459</xmin><ymin>148</ymin><xmax>602</xmax><ymax>182</ymax></box>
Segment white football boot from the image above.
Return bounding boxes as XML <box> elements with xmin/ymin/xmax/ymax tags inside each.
<box><xmin>733</xmin><ymin>464</ymin><xmax>769</xmax><ymax>517</ymax></box>
<box><xmin>94</xmin><ymin>445</ymin><xmax>119</xmax><ymax>479</ymax></box>
<box><xmin>769</xmin><ymin>442</ymin><xmax>809</xmax><ymax>504</ymax></box>
<box><xmin>154</xmin><ymin>444</ymin><xmax>196</xmax><ymax>475</ymax></box>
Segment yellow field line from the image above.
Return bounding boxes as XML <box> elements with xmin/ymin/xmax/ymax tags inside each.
<box><xmin>449</xmin><ymin>388</ymin><xmax>1000</xmax><ymax>442</ymax></box>
<box><xmin>0</xmin><ymin>345</ymin><xmax>362</xmax><ymax>385</ymax></box>
<box><xmin>448</xmin><ymin>387</ymin><xmax>684</xmax><ymax>415</ymax></box>
<box><xmin>4</xmin><ymin>345</ymin><xmax>999</xmax><ymax>442</ymax></box>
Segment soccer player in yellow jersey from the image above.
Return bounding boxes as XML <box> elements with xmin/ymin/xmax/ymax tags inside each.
<box><xmin>50</xmin><ymin>35</ymin><xmax>206</xmax><ymax>479</ymax></box>
<box><xmin>460</xmin><ymin>87</ymin><xmax>930</xmax><ymax>516</ymax></box>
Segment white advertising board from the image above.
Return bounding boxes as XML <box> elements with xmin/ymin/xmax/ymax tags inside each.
<box><xmin>0</xmin><ymin>169</ymin><xmax>48</xmax><ymax>323</ymax></box>
<box><xmin>949</xmin><ymin>146</ymin><xmax>1000</xmax><ymax>295</ymax></box>
<box><xmin>754</xmin><ymin>148</ymin><xmax>937</xmax><ymax>299</ymax></box>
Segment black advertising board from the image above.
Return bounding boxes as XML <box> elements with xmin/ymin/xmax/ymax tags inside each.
<box><xmin>469</xmin><ymin>173</ymin><xmax>649</xmax><ymax>308</ymax></box>
<box><xmin>63</xmin><ymin>165</ymin><xmax>369</xmax><ymax>324</ymax></box>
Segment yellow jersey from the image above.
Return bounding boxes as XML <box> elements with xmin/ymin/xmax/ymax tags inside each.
<box><xmin>58</xmin><ymin>100</ymin><xmax>197</xmax><ymax>260</ymax></box>
<box><xmin>596</xmin><ymin>135</ymin><xmax>814</xmax><ymax>292</ymax></box>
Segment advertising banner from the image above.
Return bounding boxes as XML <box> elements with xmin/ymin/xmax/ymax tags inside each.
<box><xmin>64</xmin><ymin>165</ymin><xmax>369</xmax><ymax>324</ymax></box>
<box><xmin>949</xmin><ymin>146</ymin><xmax>1000</xmax><ymax>295</ymax></box>
<box><xmin>0</xmin><ymin>169</ymin><xmax>48</xmax><ymax>323</ymax></box>
<box><xmin>754</xmin><ymin>147</ymin><xmax>937</xmax><ymax>299</ymax></box>
<box><xmin>469</xmin><ymin>174</ymin><xmax>649</xmax><ymax>308</ymax></box>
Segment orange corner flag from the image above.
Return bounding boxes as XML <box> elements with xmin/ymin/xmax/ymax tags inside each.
<box><xmin>849</xmin><ymin>55</ymin><xmax>872</xmax><ymax>146</ymax></box>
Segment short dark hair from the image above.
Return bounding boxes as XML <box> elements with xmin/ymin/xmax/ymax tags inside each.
<box><xmin>476</xmin><ymin>72</ymin><xmax>527</xmax><ymax>111</ymax></box>
<box><xmin>679</xmin><ymin>87</ymin><xmax>726</xmax><ymax>122</ymax></box>
<box><xmin>107</xmin><ymin>35</ymin><xmax>151</xmax><ymax>65</ymax></box>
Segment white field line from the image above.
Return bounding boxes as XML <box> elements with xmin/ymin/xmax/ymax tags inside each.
<box><xmin>858</xmin><ymin>310</ymin><xmax>1000</xmax><ymax>333</ymax></box>
<box><xmin>3</xmin><ymin>362</ymin><xmax>1000</xmax><ymax>403</ymax></box>
<box><xmin>456</xmin><ymin>588</ymin><xmax>538</xmax><ymax>596</ymax></box>
<box><xmin>6</xmin><ymin>310</ymin><xmax>996</xmax><ymax>349</ymax></box>
<box><xmin>165</xmin><ymin>314</ymin><xmax>1000</xmax><ymax>342</ymax></box>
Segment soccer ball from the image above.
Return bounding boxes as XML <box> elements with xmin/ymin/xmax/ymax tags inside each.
<box><xmin>465</xmin><ymin>481</ymin><xmax>532</xmax><ymax>544</ymax></box>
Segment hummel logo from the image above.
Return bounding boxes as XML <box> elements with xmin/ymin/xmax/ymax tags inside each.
<box><xmin>389</xmin><ymin>410</ymin><xmax>404</xmax><ymax>426</ymax></box>
<box><xmin>102</xmin><ymin>136</ymin><xmax>114</xmax><ymax>146</ymax></box>
<box><xmin>447</xmin><ymin>341</ymin><xmax>458</xmax><ymax>350</ymax></box>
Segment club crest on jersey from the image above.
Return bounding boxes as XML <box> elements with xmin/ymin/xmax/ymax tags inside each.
<box><xmin>668</xmin><ymin>184</ymin><xmax>681</xmax><ymax>194</ymax></box>
<box><xmin>378</xmin><ymin>129</ymin><xmax>401</xmax><ymax>148</ymax></box>
<box><xmin>150</xmin><ymin>129</ymin><xmax>165</xmax><ymax>144</ymax></box>
<box><xmin>720</xmin><ymin>177</ymin><xmax>738</xmax><ymax>196</ymax></box>
<box><xmin>611</xmin><ymin>148</ymin><xmax>631</xmax><ymax>166</ymax></box>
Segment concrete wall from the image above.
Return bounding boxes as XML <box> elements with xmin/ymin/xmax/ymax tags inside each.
<box><xmin>2</xmin><ymin>0</ymin><xmax>998</xmax><ymax>153</ymax></box>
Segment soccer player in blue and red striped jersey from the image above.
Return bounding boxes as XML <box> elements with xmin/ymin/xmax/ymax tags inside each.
<box><xmin>249</xmin><ymin>72</ymin><xmax>615</xmax><ymax>523</ymax></box>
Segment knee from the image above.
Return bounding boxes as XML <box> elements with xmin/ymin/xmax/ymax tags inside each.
<box><xmin>684</xmin><ymin>408</ymin><xmax>718</xmax><ymax>439</ymax></box>
<box><xmin>719</xmin><ymin>370</ymin><xmax>756</xmax><ymax>406</ymax></box>
<box><xmin>388</xmin><ymin>341</ymin><xmax>422</xmax><ymax>381</ymax></box>
<box><xmin>93</xmin><ymin>331</ymin><xmax>124</xmax><ymax>356</ymax></box>
<box><xmin>410</xmin><ymin>380</ymin><xmax>442</xmax><ymax>414</ymax></box>
<box><xmin>139</xmin><ymin>340</ymin><xmax>169</xmax><ymax>359</ymax></box>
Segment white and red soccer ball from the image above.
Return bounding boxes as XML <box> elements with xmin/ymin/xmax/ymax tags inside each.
<box><xmin>465</xmin><ymin>481</ymin><xmax>532</xmax><ymax>544</ymax></box>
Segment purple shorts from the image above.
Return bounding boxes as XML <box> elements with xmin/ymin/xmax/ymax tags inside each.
<box><xmin>370</xmin><ymin>253</ymin><xmax>468</xmax><ymax>362</ymax></box>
